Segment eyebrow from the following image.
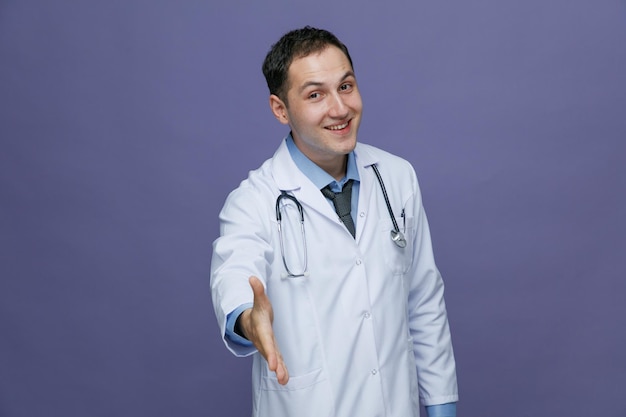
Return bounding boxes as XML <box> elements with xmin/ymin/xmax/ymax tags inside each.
<box><xmin>298</xmin><ymin>70</ymin><xmax>356</xmax><ymax>94</ymax></box>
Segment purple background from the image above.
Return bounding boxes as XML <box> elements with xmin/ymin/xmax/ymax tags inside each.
<box><xmin>1</xmin><ymin>1</ymin><xmax>625</xmax><ymax>416</ymax></box>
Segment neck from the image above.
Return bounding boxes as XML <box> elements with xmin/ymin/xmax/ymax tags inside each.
<box><xmin>317</xmin><ymin>155</ymin><xmax>347</xmax><ymax>181</ymax></box>
<box><xmin>288</xmin><ymin>134</ymin><xmax>350</xmax><ymax>181</ymax></box>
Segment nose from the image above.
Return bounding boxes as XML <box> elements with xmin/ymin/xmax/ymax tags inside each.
<box><xmin>328</xmin><ymin>93</ymin><xmax>349</xmax><ymax>119</ymax></box>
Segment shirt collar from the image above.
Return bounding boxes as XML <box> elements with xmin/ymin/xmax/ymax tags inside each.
<box><xmin>286</xmin><ymin>133</ymin><xmax>360</xmax><ymax>191</ymax></box>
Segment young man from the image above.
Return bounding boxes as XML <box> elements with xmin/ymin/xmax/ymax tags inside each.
<box><xmin>211</xmin><ymin>26</ymin><xmax>458</xmax><ymax>417</ymax></box>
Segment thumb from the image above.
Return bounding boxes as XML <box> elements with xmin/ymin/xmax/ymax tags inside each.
<box><xmin>249</xmin><ymin>276</ymin><xmax>266</xmax><ymax>299</ymax></box>
<box><xmin>249</xmin><ymin>276</ymin><xmax>272</xmax><ymax>319</ymax></box>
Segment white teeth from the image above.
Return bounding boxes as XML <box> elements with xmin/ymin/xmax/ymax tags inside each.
<box><xmin>327</xmin><ymin>122</ymin><xmax>348</xmax><ymax>130</ymax></box>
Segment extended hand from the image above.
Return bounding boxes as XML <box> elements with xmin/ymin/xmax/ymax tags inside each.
<box><xmin>239</xmin><ymin>276</ymin><xmax>289</xmax><ymax>385</ymax></box>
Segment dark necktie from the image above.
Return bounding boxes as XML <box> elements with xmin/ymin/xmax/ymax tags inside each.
<box><xmin>321</xmin><ymin>179</ymin><xmax>356</xmax><ymax>238</ymax></box>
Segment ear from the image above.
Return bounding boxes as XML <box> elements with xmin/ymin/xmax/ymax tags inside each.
<box><xmin>269</xmin><ymin>94</ymin><xmax>289</xmax><ymax>125</ymax></box>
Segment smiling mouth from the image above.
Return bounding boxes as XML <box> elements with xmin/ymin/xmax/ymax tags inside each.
<box><xmin>326</xmin><ymin>120</ymin><xmax>350</xmax><ymax>131</ymax></box>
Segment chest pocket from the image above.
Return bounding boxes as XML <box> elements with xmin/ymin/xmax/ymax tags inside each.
<box><xmin>378</xmin><ymin>214</ymin><xmax>415</xmax><ymax>275</ymax></box>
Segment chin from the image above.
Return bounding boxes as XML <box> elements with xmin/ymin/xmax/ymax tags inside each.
<box><xmin>345</xmin><ymin>134</ymin><xmax>358</xmax><ymax>149</ymax></box>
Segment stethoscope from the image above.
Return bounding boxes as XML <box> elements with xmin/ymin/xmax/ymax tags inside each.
<box><xmin>275</xmin><ymin>163</ymin><xmax>406</xmax><ymax>278</ymax></box>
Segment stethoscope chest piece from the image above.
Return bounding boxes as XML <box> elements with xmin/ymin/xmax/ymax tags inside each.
<box><xmin>390</xmin><ymin>230</ymin><xmax>407</xmax><ymax>248</ymax></box>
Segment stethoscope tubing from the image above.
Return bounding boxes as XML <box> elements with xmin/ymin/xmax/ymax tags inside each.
<box><xmin>275</xmin><ymin>163</ymin><xmax>407</xmax><ymax>278</ymax></box>
<box><xmin>371</xmin><ymin>164</ymin><xmax>407</xmax><ymax>248</ymax></box>
<box><xmin>276</xmin><ymin>191</ymin><xmax>308</xmax><ymax>277</ymax></box>
<box><xmin>371</xmin><ymin>164</ymin><xmax>400</xmax><ymax>233</ymax></box>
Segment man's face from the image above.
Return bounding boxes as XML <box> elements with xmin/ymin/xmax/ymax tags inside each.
<box><xmin>271</xmin><ymin>46</ymin><xmax>363</xmax><ymax>176</ymax></box>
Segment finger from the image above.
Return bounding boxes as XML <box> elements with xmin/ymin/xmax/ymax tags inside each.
<box><xmin>265</xmin><ymin>349</ymin><xmax>278</xmax><ymax>372</ymax></box>
<box><xmin>275</xmin><ymin>351</ymin><xmax>289</xmax><ymax>385</ymax></box>
<box><xmin>268</xmin><ymin>334</ymin><xmax>288</xmax><ymax>384</ymax></box>
<box><xmin>265</xmin><ymin>340</ymin><xmax>288</xmax><ymax>384</ymax></box>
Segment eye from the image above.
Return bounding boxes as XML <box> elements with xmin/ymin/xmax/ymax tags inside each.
<box><xmin>339</xmin><ymin>83</ymin><xmax>352</xmax><ymax>92</ymax></box>
<box><xmin>308</xmin><ymin>92</ymin><xmax>321</xmax><ymax>100</ymax></box>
